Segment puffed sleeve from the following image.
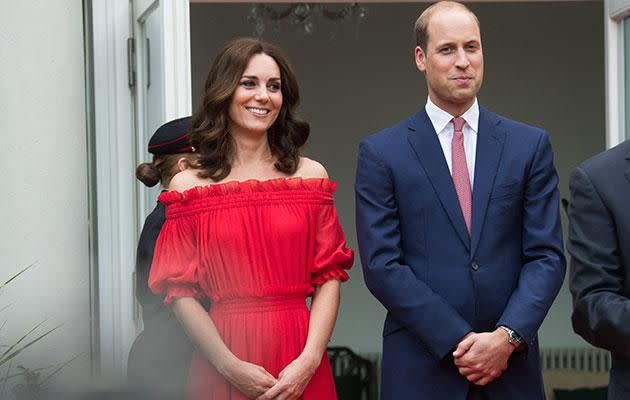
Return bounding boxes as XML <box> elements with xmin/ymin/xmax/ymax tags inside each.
<box><xmin>311</xmin><ymin>202</ymin><xmax>354</xmax><ymax>287</ymax></box>
<box><xmin>149</xmin><ymin>211</ymin><xmax>204</xmax><ymax>304</ymax></box>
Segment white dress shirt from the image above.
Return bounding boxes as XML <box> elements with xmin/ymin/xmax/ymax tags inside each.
<box><xmin>425</xmin><ymin>97</ymin><xmax>479</xmax><ymax>188</ymax></box>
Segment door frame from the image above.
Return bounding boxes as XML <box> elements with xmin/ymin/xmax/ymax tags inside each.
<box><xmin>90</xmin><ymin>0</ymin><xmax>192</xmax><ymax>381</ymax></box>
<box><xmin>91</xmin><ymin>0</ymin><xmax>135</xmax><ymax>381</ymax></box>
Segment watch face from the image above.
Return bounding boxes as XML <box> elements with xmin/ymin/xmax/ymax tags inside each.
<box><xmin>509</xmin><ymin>331</ymin><xmax>522</xmax><ymax>345</ymax></box>
<box><xmin>501</xmin><ymin>326</ymin><xmax>522</xmax><ymax>345</ymax></box>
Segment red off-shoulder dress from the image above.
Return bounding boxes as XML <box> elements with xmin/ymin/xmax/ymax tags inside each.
<box><xmin>149</xmin><ymin>177</ymin><xmax>354</xmax><ymax>400</ymax></box>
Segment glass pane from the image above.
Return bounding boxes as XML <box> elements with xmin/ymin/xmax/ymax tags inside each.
<box><xmin>625</xmin><ymin>18</ymin><xmax>630</xmax><ymax>140</ymax></box>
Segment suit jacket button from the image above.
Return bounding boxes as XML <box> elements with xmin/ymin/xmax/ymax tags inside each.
<box><xmin>471</xmin><ymin>261</ymin><xmax>479</xmax><ymax>271</ymax></box>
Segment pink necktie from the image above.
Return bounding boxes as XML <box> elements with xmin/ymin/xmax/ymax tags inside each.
<box><xmin>452</xmin><ymin>117</ymin><xmax>472</xmax><ymax>234</ymax></box>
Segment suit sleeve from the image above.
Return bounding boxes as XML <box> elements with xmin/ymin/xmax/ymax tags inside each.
<box><xmin>355</xmin><ymin>140</ymin><xmax>472</xmax><ymax>360</ymax></box>
<box><xmin>568</xmin><ymin>166</ymin><xmax>630</xmax><ymax>356</ymax></box>
<box><xmin>496</xmin><ymin>132</ymin><xmax>566</xmax><ymax>345</ymax></box>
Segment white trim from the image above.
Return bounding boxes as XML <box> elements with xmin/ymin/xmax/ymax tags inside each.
<box><xmin>133</xmin><ymin>0</ymin><xmax>192</xmax><ymax>223</ymax></box>
<box><xmin>134</xmin><ymin>0</ymin><xmax>192</xmax><ymax>122</ymax></box>
<box><xmin>609</xmin><ymin>0</ymin><xmax>630</xmax><ymax>20</ymax></box>
<box><xmin>605</xmin><ymin>0</ymin><xmax>627</xmax><ymax>148</ymax></box>
<box><xmin>92</xmin><ymin>0</ymin><xmax>138</xmax><ymax>382</ymax></box>
<box><xmin>162</xmin><ymin>0</ymin><xmax>193</xmax><ymax>119</ymax></box>
<box><xmin>135</xmin><ymin>0</ymin><xmax>159</xmax><ymax>22</ymax></box>
<box><xmin>133</xmin><ymin>1</ymin><xmax>155</xmax><ymax>229</ymax></box>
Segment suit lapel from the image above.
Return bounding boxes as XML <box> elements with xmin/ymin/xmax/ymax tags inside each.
<box><xmin>470</xmin><ymin>108</ymin><xmax>506</xmax><ymax>255</ymax></box>
<box><xmin>625</xmin><ymin>152</ymin><xmax>630</xmax><ymax>185</ymax></box>
<box><xmin>407</xmin><ymin>109</ymin><xmax>470</xmax><ymax>251</ymax></box>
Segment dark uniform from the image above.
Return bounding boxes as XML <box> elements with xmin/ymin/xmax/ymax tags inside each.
<box><xmin>127</xmin><ymin>117</ymin><xmax>201</xmax><ymax>399</ymax></box>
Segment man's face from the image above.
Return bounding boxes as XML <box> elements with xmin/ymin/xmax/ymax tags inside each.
<box><xmin>415</xmin><ymin>8</ymin><xmax>484</xmax><ymax>116</ymax></box>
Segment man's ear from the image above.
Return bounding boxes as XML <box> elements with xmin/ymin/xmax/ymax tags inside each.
<box><xmin>176</xmin><ymin>157</ymin><xmax>190</xmax><ymax>172</ymax></box>
<box><xmin>415</xmin><ymin>46</ymin><xmax>427</xmax><ymax>72</ymax></box>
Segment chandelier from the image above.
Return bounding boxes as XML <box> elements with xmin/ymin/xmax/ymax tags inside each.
<box><xmin>247</xmin><ymin>3</ymin><xmax>368</xmax><ymax>36</ymax></box>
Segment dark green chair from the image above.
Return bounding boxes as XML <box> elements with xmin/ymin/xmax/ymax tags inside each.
<box><xmin>326</xmin><ymin>346</ymin><xmax>375</xmax><ymax>400</ymax></box>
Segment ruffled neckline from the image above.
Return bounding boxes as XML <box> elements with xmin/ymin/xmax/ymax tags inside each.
<box><xmin>159</xmin><ymin>177</ymin><xmax>337</xmax><ymax>205</ymax></box>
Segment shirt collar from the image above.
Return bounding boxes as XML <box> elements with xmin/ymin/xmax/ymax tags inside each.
<box><xmin>425</xmin><ymin>97</ymin><xmax>479</xmax><ymax>134</ymax></box>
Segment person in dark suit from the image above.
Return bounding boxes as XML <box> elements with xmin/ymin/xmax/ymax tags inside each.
<box><xmin>568</xmin><ymin>139</ymin><xmax>630</xmax><ymax>400</ymax></box>
<box><xmin>128</xmin><ymin>116</ymin><xmax>202</xmax><ymax>398</ymax></box>
<box><xmin>355</xmin><ymin>2</ymin><xmax>566</xmax><ymax>399</ymax></box>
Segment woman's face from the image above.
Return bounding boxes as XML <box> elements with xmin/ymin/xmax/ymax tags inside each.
<box><xmin>228</xmin><ymin>53</ymin><xmax>282</xmax><ymax>138</ymax></box>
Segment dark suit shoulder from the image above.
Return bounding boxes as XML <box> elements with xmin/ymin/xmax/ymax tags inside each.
<box><xmin>360</xmin><ymin>113</ymin><xmax>416</xmax><ymax>147</ymax></box>
<box><xmin>480</xmin><ymin>111</ymin><xmax>551</xmax><ymax>164</ymax></box>
<box><xmin>489</xmin><ymin>110</ymin><xmax>547</xmax><ymax>138</ymax></box>
<box><xmin>577</xmin><ymin>139</ymin><xmax>630</xmax><ymax>178</ymax></box>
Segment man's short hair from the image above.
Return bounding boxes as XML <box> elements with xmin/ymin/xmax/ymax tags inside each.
<box><xmin>414</xmin><ymin>1</ymin><xmax>480</xmax><ymax>51</ymax></box>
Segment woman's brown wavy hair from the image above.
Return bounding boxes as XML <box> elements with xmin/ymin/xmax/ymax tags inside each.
<box><xmin>189</xmin><ymin>37</ymin><xmax>310</xmax><ymax>181</ymax></box>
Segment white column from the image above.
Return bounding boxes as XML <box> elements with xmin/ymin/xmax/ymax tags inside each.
<box><xmin>92</xmin><ymin>0</ymin><xmax>137</xmax><ymax>383</ymax></box>
<box><xmin>605</xmin><ymin>0</ymin><xmax>630</xmax><ymax>147</ymax></box>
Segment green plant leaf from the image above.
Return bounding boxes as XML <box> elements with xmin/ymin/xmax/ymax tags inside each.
<box><xmin>0</xmin><ymin>320</ymin><xmax>47</xmax><ymax>361</ymax></box>
<box><xmin>0</xmin><ymin>264</ymin><xmax>35</xmax><ymax>291</ymax></box>
<box><xmin>0</xmin><ymin>360</ymin><xmax>12</xmax><ymax>398</ymax></box>
<box><xmin>0</xmin><ymin>367</ymin><xmax>46</xmax><ymax>383</ymax></box>
<box><xmin>40</xmin><ymin>353</ymin><xmax>82</xmax><ymax>386</ymax></box>
<box><xmin>0</xmin><ymin>324</ymin><xmax>61</xmax><ymax>366</ymax></box>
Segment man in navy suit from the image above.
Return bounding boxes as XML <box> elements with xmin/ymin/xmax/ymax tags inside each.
<box><xmin>568</xmin><ymin>139</ymin><xmax>630</xmax><ymax>400</ymax></box>
<box><xmin>355</xmin><ymin>2</ymin><xmax>566</xmax><ymax>399</ymax></box>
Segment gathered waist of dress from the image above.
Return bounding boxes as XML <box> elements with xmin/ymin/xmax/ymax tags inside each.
<box><xmin>210</xmin><ymin>293</ymin><xmax>308</xmax><ymax>315</ymax></box>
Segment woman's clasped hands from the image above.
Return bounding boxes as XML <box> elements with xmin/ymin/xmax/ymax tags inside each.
<box><xmin>255</xmin><ymin>352</ymin><xmax>320</xmax><ymax>400</ymax></box>
<box><xmin>220</xmin><ymin>358</ymin><xmax>277</xmax><ymax>399</ymax></box>
<box><xmin>220</xmin><ymin>352</ymin><xmax>320</xmax><ymax>400</ymax></box>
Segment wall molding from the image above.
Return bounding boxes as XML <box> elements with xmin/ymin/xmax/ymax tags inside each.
<box><xmin>91</xmin><ymin>0</ymin><xmax>137</xmax><ymax>382</ymax></box>
<box><xmin>605</xmin><ymin>0</ymin><xmax>627</xmax><ymax>147</ymax></box>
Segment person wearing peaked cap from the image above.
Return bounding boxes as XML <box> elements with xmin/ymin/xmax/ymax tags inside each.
<box><xmin>147</xmin><ymin>116</ymin><xmax>196</xmax><ymax>156</ymax></box>
<box><xmin>128</xmin><ymin>116</ymin><xmax>203</xmax><ymax>398</ymax></box>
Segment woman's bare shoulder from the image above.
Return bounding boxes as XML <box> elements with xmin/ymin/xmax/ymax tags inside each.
<box><xmin>296</xmin><ymin>157</ymin><xmax>329</xmax><ymax>179</ymax></box>
<box><xmin>168</xmin><ymin>168</ymin><xmax>211</xmax><ymax>192</ymax></box>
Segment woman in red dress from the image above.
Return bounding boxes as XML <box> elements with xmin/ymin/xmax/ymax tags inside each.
<box><xmin>149</xmin><ymin>38</ymin><xmax>353</xmax><ymax>400</ymax></box>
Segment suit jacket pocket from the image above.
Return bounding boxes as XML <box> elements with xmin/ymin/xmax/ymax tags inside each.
<box><xmin>488</xmin><ymin>181</ymin><xmax>524</xmax><ymax>220</ymax></box>
<box><xmin>490</xmin><ymin>180</ymin><xmax>522</xmax><ymax>199</ymax></box>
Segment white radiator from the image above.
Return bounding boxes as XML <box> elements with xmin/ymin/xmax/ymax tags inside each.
<box><xmin>539</xmin><ymin>347</ymin><xmax>611</xmax><ymax>372</ymax></box>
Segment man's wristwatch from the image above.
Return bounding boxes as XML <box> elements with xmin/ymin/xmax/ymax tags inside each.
<box><xmin>499</xmin><ymin>326</ymin><xmax>523</xmax><ymax>347</ymax></box>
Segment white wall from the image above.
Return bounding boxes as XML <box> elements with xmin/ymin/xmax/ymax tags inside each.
<box><xmin>190</xmin><ymin>2</ymin><xmax>605</xmax><ymax>353</ymax></box>
<box><xmin>0</xmin><ymin>0</ymin><xmax>91</xmax><ymax>388</ymax></box>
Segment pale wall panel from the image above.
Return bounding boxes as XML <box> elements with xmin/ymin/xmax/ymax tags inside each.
<box><xmin>0</xmin><ymin>0</ymin><xmax>91</xmax><ymax>387</ymax></box>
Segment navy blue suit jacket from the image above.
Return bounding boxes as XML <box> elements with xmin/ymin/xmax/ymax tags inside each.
<box><xmin>355</xmin><ymin>107</ymin><xmax>565</xmax><ymax>399</ymax></box>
